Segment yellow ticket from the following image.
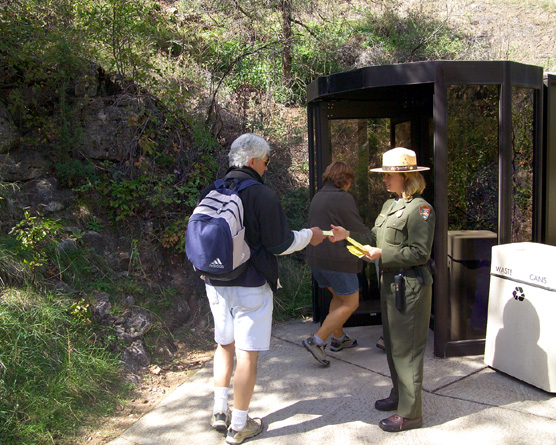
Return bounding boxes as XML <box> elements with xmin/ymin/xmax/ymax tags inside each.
<box><xmin>347</xmin><ymin>245</ymin><xmax>372</xmax><ymax>262</ymax></box>
<box><xmin>322</xmin><ymin>230</ymin><xmax>333</xmax><ymax>236</ymax></box>
<box><xmin>347</xmin><ymin>237</ymin><xmax>369</xmax><ymax>252</ymax></box>
<box><xmin>347</xmin><ymin>245</ymin><xmax>365</xmax><ymax>258</ymax></box>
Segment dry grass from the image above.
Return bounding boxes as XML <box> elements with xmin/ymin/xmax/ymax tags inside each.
<box><xmin>409</xmin><ymin>0</ymin><xmax>556</xmax><ymax>70</ymax></box>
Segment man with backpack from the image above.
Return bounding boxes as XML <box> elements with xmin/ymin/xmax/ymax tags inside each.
<box><xmin>188</xmin><ymin>133</ymin><xmax>326</xmax><ymax>444</ymax></box>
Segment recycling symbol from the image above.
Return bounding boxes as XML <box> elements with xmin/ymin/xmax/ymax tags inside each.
<box><xmin>512</xmin><ymin>287</ymin><xmax>525</xmax><ymax>301</ymax></box>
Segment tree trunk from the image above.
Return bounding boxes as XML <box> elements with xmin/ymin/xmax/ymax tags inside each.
<box><xmin>280</xmin><ymin>0</ymin><xmax>293</xmax><ymax>89</ymax></box>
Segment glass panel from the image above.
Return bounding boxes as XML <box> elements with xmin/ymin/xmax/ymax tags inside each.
<box><xmin>546</xmin><ymin>78</ymin><xmax>556</xmax><ymax>246</ymax></box>
<box><xmin>447</xmin><ymin>85</ymin><xmax>499</xmax><ymax>232</ymax></box>
<box><xmin>329</xmin><ymin>119</ymin><xmax>391</xmax><ymax>226</ymax></box>
<box><xmin>511</xmin><ymin>87</ymin><xmax>534</xmax><ymax>243</ymax></box>
<box><xmin>447</xmin><ymin>85</ymin><xmax>499</xmax><ymax>341</ymax></box>
<box><xmin>393</xmin><ymin>118</ymin><xmax>435</xmax><ymax>205</ymax></box>
<box><xmin>394</xmin><ymin>120</ymin><xmax>411</xmax><ymax>148</ymax></box>
<box><xmin>328</xmin><ymin>118</ymin><xmax>392</xmax><ymax>313</ymax></box>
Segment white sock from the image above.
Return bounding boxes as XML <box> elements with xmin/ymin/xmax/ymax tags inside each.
<box><xmin>213</xmin><ymin>386</ymin><xmax>229</xmax><ymax>414</ymax></box>
<box><xmin>333</xmin><ymin>334</ymin><xmax>346</xmax><ymax>342</ymax></box>
<box><xmin>314</xmin><ymin>334</ymin><xmax>326</xmax><ymax>345</ymax></box>
<box><xmin>231</xmin><ymin>408</ymin><xmax>248</xmax><ymax>431</ymax></box>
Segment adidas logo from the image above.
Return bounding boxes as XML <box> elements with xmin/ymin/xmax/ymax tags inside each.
<box><xmin>209</xmin><ymin>258</ymin><xmax>224</xmax><ymax>269</ymax></box>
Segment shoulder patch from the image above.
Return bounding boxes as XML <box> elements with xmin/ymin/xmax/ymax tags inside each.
<box><xmin>419</xmin><ymin>205</ymin><xmax>431</xmax><ymax>221</ymax></box>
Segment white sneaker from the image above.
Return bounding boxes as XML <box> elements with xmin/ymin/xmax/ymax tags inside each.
<box><xmin>226</xmin><ymin>416</ymin><xmax>263</xmax><ymax>444</ymax></box>
<box><xmin>210</xmin><ymin>407</ymin><xmax>231</xmax><ymax>432</ymax></box>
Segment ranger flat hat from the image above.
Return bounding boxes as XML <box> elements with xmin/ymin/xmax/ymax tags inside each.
<box><xmin>370</xmin><ymin>147</ymin><xmax>430</xmax><ymax>172</ymax></box>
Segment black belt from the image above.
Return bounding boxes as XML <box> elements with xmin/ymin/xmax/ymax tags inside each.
<box><xmin>381</xmin><ymin>265</ymin><xmax>423</xmax><ymax>274</ymax></box>
<box><xmin>381</xmin><ymin>259</ymin><xmax>436</xmax><ymax>276</ymax></box>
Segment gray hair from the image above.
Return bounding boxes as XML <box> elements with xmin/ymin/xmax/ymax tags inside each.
<box><xmin>228</xmin><ymin>133</ymin><xmax>271</xmax><ymax>167</ymax></box>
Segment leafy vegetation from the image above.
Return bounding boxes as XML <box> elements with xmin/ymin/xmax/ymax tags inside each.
<box><xmin>274</xmin><ymin>254</ymin><xmax>313</xmax><ymax>321</ymax></box>
<box><xmin>9</xmin><ymin>211</ymin><xmax>62</xmax><ymax>274</ymax></box>
<box><xmin>0</xmin><ymin>0</ymin><xmax>550</xmax><ymax>442</ymax></box>
<box><xmin>1</xmin><ymin>0</ymin><xmax>477</xmax><ymax>252</ymax></box>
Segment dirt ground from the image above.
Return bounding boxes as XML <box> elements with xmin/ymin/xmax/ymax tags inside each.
<box><xmin>78</xmin><ymin>327</ymin><xmax>216</xmax><ymax>444</ymax></box>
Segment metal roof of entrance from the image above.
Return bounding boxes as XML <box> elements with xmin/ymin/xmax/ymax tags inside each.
<box><xmin>307</xmin><ymin>60</ymin><xmax>543</xmax><ymax>103</ymax></box>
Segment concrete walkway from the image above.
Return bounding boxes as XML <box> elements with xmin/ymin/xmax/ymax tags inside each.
<box><xmin>109</xmin><ymin>320</ymin><xmax>556</xmax><ymax>445</ymax></box>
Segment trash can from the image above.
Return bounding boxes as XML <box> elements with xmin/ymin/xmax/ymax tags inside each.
<box><xmin>485</xmin><ymin>242</ymin><xmax>556</xmax><ymax>393</ymax></box>
<box><xmin>447</xmin><ymin>230</ymin><xmax>498</xmax><ymax>341</ymax></box>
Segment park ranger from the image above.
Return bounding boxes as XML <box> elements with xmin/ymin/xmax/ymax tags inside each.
<box><xmin>331</xmin><ymin>147</ymin><xmax>435</xmax><ymax>432</ymax></box>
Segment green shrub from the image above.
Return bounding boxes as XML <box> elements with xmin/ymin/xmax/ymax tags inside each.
<box><xmin>55</xmin><ymin>159</ymin><xmax>98</xmax><ymax>189</ymax></box>
<box><xmin>9</xmin><ymin>212</ymin><xmax>62</xmax><ymax>279</ymax></box>
<box><xmin>355</xmin><ymin>8</ymin><xmax>470</xmax><ymax>63</ymax></box>
<box><xmin>0</xmin><ymin>288</ymin><xmax>127</xmax><ymax>444</ymax></box>
<box><xmin>280</xmin><ymin>187</ymin><xmax>310</xmax><ymax>231</ymax></box>
<box><xmin>274</xmin><ymin>253</ymin><xmax>313</xmax><ymax>321</ymax></box>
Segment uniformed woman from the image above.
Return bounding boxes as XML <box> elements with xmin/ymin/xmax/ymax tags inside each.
<box><xmin>330</xmin><ymin>147</ymin><xmax>435</xmax><ymax>433</ymax></box>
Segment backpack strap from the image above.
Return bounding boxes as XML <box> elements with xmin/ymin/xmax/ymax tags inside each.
<box><xmin>213</xmin><ymin>177</ymin><xmax>262</xmax><ymax>252</ymax></box>
<box><xmin>214</xmin><ymin>178</ymin><xmax>238</xmax><ymax>190</ymax></box>
<box><xmin>214</xmin><ymin>177</ymin><xmax>261</xmax><ymax>192</ymax></box>
<box><xmin>236</xmin><ymin>178</ymin><xmax>261</xmax><ymax>192</ymax></box>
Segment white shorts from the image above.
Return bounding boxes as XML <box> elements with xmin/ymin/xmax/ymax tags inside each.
<box><xmin>205</xmin><ymin>283</ymin><xmax>273</xmax><ymax>351</ymax></box>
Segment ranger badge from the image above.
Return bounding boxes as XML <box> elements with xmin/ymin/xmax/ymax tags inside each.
<box><xmin>419</xmin><ymin>205</ymin><xmax>431</xmax><ymax>221</ymax></box>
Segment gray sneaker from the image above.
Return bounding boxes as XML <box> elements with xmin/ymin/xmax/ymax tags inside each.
<box><xmin>226</xmin><ymin>416</ymin><xmax>263</xmax><ymax>444</ymax></box>
<box><xmin>302</xmin><ymin>336</ymin><xmax>330</xmax><ymax>366</ymax></box>
<box><xmin>330</xmin><ymin>334</ymin><xmax>357</xmax><ymax>352</ymax></box>
<box><xmin>211</xmin><ymin>407</ymin><xmax>231</xmax><ymax>432</ymax></box>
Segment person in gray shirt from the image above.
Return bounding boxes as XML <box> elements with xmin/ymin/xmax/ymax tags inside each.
<box><xmin>303</xmin><ymin>161</ymin><xmax>370</xmax><ymax>366</ymax></box>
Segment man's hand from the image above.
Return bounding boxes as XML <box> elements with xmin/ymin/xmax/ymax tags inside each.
<box><xmin>309</xmin><ymin>227</ymin><xmax>327</xmax><ymax>245</ymax></box>
<box><xmin>330</xmin><ymin>224</ymin><xmax>349</xmax><ymax>242</ymax></box>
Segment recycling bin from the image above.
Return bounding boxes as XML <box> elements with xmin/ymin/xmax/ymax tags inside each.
<box><xmin>447</xmin><ymin>230</ymin><xmax>498</xmax><ymax>341</ymax></box>
<box><xmin>484</xmin><ymin>242</ymin><xmax>556</xmax><ymax>393</ymax></box>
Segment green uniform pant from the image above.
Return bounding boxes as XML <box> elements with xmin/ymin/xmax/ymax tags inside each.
<box><xmin>380</xmin><ymin>272</ymin><xmax>432</xmax><ymax>418</ymax></box>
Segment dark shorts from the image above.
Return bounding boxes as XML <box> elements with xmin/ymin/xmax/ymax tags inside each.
<box><xmin>311</xmin><ymin>267</ymin><xmax>359</xmax><ymax>296</ymax></box>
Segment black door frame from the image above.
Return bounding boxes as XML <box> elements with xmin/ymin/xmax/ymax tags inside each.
<box><xmin>307</xmin><ymin>61</ymin><xmax>547</xmax><ymax>357</ymax></box>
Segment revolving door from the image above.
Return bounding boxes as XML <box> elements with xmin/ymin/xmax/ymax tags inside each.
<box><xmin>307</xmin><ymin>61</ymin><xmax>553</xmax><ymax>357</ymax></box>
<box><xmin>308</xmin><ymin>85</ymin><xmax>435</xmax><ymax>327</ymax></box>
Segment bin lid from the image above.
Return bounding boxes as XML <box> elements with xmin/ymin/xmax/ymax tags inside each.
<box><xmin>490</xmin><ymin>242</ymin><xmax>556</xmax><ymax>290</ymax></box>
<box><xmin>447</xmin><ymin>230</ymin><xmax>498</xmax><ymax>261</ymax></box>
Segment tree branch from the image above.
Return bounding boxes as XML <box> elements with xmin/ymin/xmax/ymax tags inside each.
<box><xmin>205</xmin><ymin>40</ymin><xmax>280</xmax><ymax>126</ymax></box>
<box><xmin>231</xmin><ymin>0</ymin><xmax>255</xmax><ymax>20</ymax></box>
<box><xmin>409</xmin><ymin>18</ymin><xmax>449</xmax><ymax>61</ymax></box>
<box><xmin>291</xmin><ymin>18</ymin><xmax>318</xmax><ymax>38</ymax></box>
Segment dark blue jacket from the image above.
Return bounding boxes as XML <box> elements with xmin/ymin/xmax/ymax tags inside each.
<box><xmin>198</xmin><ymin>166</ymin><xmax>294</xmax><ymax>292</ymax></box>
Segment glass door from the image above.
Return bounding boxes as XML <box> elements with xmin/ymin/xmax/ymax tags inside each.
<box><xmin>446</xmin><ymin>84</ymin><xmax>500</xmax><ymax>341</ymax></box>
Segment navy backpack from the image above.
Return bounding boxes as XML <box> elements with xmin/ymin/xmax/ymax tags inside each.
<box><xmin>185</xmin><ymin>178</ymin><xmax>260</xmax><ymax>280</ymax></box>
